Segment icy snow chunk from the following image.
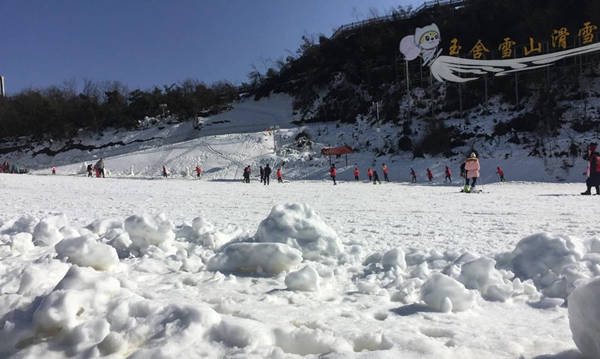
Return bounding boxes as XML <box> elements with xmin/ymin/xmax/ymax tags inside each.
<box><xmin>285</xmin><ymin>265</ymin><xmax>319</xmax><ymax>291</ymax></box>
<box><xmin>55</xmin><ymin>234</ymin><xmax>119</xmax><ymax>271</ymax></box>
<box><xmin>210</xmin><ymin>317</ymin><xmax>274</xmax><ymax>350</ymax></box>
<box><xmin>254</xmin><ymin>203</ymin><xmax>342</xmax><ymax>260</ymax></box>
<box><xmin>507</xmin><ymin>233</ymin><xmax>588</xmax><ymax>299</ymax></box>
<box><xmin>124</xmin><ymin>213</ymin><xmax>175</xmax><ymax>252</ymax></box>
<box><xmin>10</xmin><ymin>232</ymin><xmax>34</xmax><ymax>254</ymax></box>
<box><xmin>33</xmin><ymin>266</ymin><xmax>121</xmax><ymax>333</ymax></box>
<box><xmin>382</xmin><ymin>248</ymin><xmax>407</xmax><ymax>270</ymax></box>
<box><xmin>0</xmin><ymin>214</ymin><xmax>38</xmax><ymax>234</ymax></box>
<box><xmin>104</xmin><ymin>228</ymin><xmax>132</xmax><ymax>258</ymax></box>
<box><xmin>421</xmin><ymin>273</ymin><xmax>476</xmax><ymax>312</ymax></box>
<box><xmin>273</xmin><ymin>326</ymin><xmax>353</xmax><ymax>355</ymax></box>
<box><xmin>568</xmin><ymin>277</ymin><xmax>600</xmax><ymax>359</ymax></box>
<box><xmin>180</xmin><ymin>216</ymin><xmax>235</xmax><ymax>250</ymax></box>
<box><xmin>87</xmin><ymin>218</ymin><xmax>123</xmax><ymax>235</ymax></box>
<box><xmin>458</xmin><ymin>257</ymin><xmax>513</xmax><ymax>302</ymax></box>
<box><xmin>32</xmin><ymin>214</ymin><xmax>69</xmax><ymax>246</ymax></box>
<box><xmin>207</xmin><ymin>242</ymin><xmax>302</xmax><ymax>275</ymax></box>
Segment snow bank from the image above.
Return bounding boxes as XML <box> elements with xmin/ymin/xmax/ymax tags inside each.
<box><xmin>285</xmin><ymin>265</ymin><xmax>319</xmax><ymax>291</ymax></box>
<box><xmin>55</xmin><ymin>234</ymin><xmax>119</xmax><ymax>271</ymax></box>
<box><xmin>207</xmin><ymin>242</ymin><xmax>302</xmax><ymax>275</ymax></box>
<box><xmin>254</xmin><ymin>203</ymin><xmax>342</xmax><ymax>260</ymax></box>
<box><xmin>502</xmin><ymin>233</ymin><xmax>589</xmax><ymax>299</ymax></box>
<box><xmin>421</xmin><ymin>273</ymin><xmax>476</xmax><ymax>312</ymax></box>
<box><xmin>568</xmin><ymin>277</ymin><xmax>600</xmax><ymax>359</ymax></box>
<box><xmin>124</xmin><ymin>213</ymin><xmax>175</xmax><ymax>253</ymax></box>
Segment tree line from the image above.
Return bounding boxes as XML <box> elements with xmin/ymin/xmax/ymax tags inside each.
<box><xmin>0</xmin><ymin>79</ymin><xmax>238</xmax><ymax>139</ymax></box>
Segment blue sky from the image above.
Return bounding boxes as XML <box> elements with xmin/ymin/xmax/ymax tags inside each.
<box><xmin>0</xmin><ymin>1</ymin><xmax>421</xmax><ymax>94</ymax></box>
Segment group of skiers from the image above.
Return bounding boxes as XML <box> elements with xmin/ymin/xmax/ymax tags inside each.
<box><xmin>86</xmin><ymin>158</ymin><xmax>105</xmax><ymax>178</ymax></box>
<box><xmin>328</xmin><ymin>154</ymin><xmax>508</xmax><ymax>192</ymax></box>
<box><xmin>241</xmin><ymin>164</ymin><xmax>284</xmax><ymax>185</ymax></box>
<box><xmin>0</xmin><ymin>161</ymin><xmax>25</xmax><ymax>174</ymax></box>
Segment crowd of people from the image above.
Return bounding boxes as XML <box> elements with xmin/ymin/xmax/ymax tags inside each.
<box><xmin>33</xmin><ymin>142</ymin><xmax>600</xmax><ymax>197</ymax></box>
<box><xmin>0</xmin><ymin>161</ymin><xmax>27</xmax><ymax>174</ymax></box>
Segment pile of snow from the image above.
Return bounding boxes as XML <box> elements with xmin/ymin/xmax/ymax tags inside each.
<box><xmin>458</xmin><ymin>257</ymin><xmax>513</xmax><ymax>302</ymax></box>
<box><xmin>124</xmin><ymin>213</ymin><xmax>175</xmax><ymax>254</ymax></box>
<box><xmin>568</xmin><ymin>277</ymin><xmax>600</xmax><ymax>358</ymax></box>
<box><xmin>421</xmin><ymin>273</ymin><xmax>476</xmax><ymax>312</ymax></box>
<box><xmin>177</xmin><ymin>216</ymin><xmax>235</xmax><ymax>250</ymax></box>
<box><xmin>499</xmin><ymin>233</ymin><xmax>591</xmax><ymax>299</ymax></box>
<box><xmin>285</xmin><ymin>265</ymin><xmax>320</xmax><ymax>291</ymax></box>
<box><xmin>32</xmin><ymin>214</ymin><xmax>69</xmax><ymax>246</ymax></box>
<box><xmin>254</xmin><ymin>203</ymin><xmax>342</xmax><ymax>260</ymax></box>
<box><xmin>207</xmin><ymin>242</ymin><xmax>302</xmax><ymax>275</ymax></box>
<box><xmin>55</xmin><ymin>234</ymin><xmax>119</xmax><ymax>271</ymax></box>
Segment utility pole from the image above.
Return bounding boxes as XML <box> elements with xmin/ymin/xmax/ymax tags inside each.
<box><xmin>0</xmin><ymin>76</ymin><xmax>5</xmax><ymax>97</ymax></box>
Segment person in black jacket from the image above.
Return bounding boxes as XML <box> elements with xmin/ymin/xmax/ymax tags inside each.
<box><xmin>264</xmin><ymin>164</ymin><xmax>271</xmax><ymax>185</ymax></box>
<box><xmin>259</xmin><ymin>166</ymin><xmax>265</xmax><ymax>184</ymax></box>
<box><xmin>582</xmin><ymin>143</ymin><xmax>600</xmax><ymax>195</ymax></box>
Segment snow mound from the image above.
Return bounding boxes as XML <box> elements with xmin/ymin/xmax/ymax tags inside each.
<box><xmin>254</xmin><ymin>203</ymin><xmax>342</xmax><ymax>260</ymax></box>
<box><xmin>124</xmin><ymin>213</ymin><xmax>175</xmax><ymax>253</ymax></box>
<box><xmin>32</xmin><ymin>214</ymin><xmax>69</xmax><ymax>246</ymax></box>
<box><xmin>382</xmin><ymin>248</ymin><xmax>407</xmax><ymax>270</ymax></box>
<box><xmin>285</xmin><ymin>265</ymin><xmax>320</xmax><ymax>291</ymax></box>
<box><xmin>503</xmin><ymin>233</ymin><xmax>589</xmax><ymax>299</ymax></box>
<box><xmin>0</xmin><ymin>214</ymin><xmax>38</xmax><ymax>235</ymax></box>
<box><xmin>207</xmin><ymin>242</ymin><xmax>302</xmax><ymax>275</ymax></box>
<box><xmin>177</xmin><ymin>216</ymin><xmax>236</xmax><ymax>250</ymax></box>
<box><xmin>568</xmin><ymin>277</ymin><xmax>600</xmax><ymax>359</ymax></box>
<box><xmin>10</xmin><ymin>232</ymin><xmax>34</xmax><ymax>254</ymax></box>
<box><xmin>421</xmin><ymin>273</ymin><xmax>476</xmax><ymax>312</ymax></box>
<box><xmin>458</xmin><ymin>257</ymin><xmax>513</xmax><ymax>302</ymax></box>
<box><xmin>55</xmin><ymin>234</ymin><xmax>119</xmax><ymax>270</ymax></box>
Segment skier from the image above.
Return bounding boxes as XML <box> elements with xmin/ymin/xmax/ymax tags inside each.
<box><xmin>382</xmin><ymin>163</ymin><xmax>389</xmax><ymax>182</ymax></box>
<box><xmin>259</xmin><ymin>166</ymin><xmax>265</xmax><ymax>184</ymax></box>
<box><xmin>496</xmin><ymin>167</ymin><xmax>505</xmax><ymax>182</ymax></box>
<box><xmin>162</xmin><ymin>165</ymin><xmax>169</xmax><ymax>178</ymax></box>
<box><xmin>445</xmin><ymin>166</ymin><xmax>452</xmax><ymax>183</ymax></box>
<box><xmin>52</xmin><ymin>167</ymin><xmax>56</xmax><ymax>175</ymax></box>
<box><xmin>264</xmin><ymin>164</ymin><xmax>271</xmax><ymax>185</ymax></box>
<box><xmin>367</xmin><ymin>168</ymin><xmax>373</xmax><ymax>182</ymax></box>
<box><xmin>95</xmin><ymin>158</ymin><xmax>105</xmax><ymax>178</ymax></box>
<box><xmin>463</xmin><ymin>152</ymin><xmax>480</xmax><ymax>192</ymax></box>
<box><xmin>330</xmin><ymin>164</ymin><xmax>337</xmax><ymax>185</ymax></box>
<box><xmin>581</xmin><ymin>143</ymin><xmax>600</xmax><ymax>195</ymax></box>
<box><xmin>195</xmin><ymin>165</ymin><xmax>202</xmax><ymax>178</ymax></box>
<box><xmin>410</xmin><ymin>168</ymin><xmax>417</xmax><ymax>183</ymax></box>
<box><xmin>277</xmin><ymin>168</ymin><xmax>283</xmax><ymax>183</ymax></box>
<box><xmin>426</xmin><ymin>168</ymin><xmax>433</xmax><ymax>182</ymax></box>
<box><xmin>354</xmin><ymin>167</ymin><xmax>360</xmax><ymax>181</ymax></box>
<box><xmin>243</xmin><ymin>166</ymin><xmax>250</xmax><ymax>183</ymax></box>
<box><xmin>372</xmin><ymin>169</ymin><xmax>381</xmax><ymax>184</ymax></box>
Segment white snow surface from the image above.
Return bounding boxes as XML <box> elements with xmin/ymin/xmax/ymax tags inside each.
<box><xmin>0</xmin><ymin>174</ymin><xmax>598</xmax><ymax>358</ymax></box>
<box><xmin>568</xmin><ymin>277</ymin><xmax>600</xmax><ymax>358</ymax></box>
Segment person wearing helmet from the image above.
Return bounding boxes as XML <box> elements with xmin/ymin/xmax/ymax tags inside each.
<box><xmin>582</xmin><ymin>143</ymin><xmax>600</xmax><ymax>195</ymax></box>
<box><xmin>463</xmin><ymin>152</ymin><xmax>480</xmax><ymax>192</ymax></box>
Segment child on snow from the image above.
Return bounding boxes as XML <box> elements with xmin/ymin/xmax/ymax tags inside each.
<box><xmin>582</xmin><ymin>143</ymin><xmax>600</xmax><ymax>195</ymax></box>
<box><xmin>496</xmin><ymin>167</ymin><xmax>505</xmax><ymax>182</ymax></box>
<box><xmin>427</xmin><ymin>168</ymin><xmax>433</xmax><ymax>182</ymax></box>
<box><xmin>367</xmin><ymin>168</ymin><xmax>373</xmax><ymax>181</ymax></box>
<box><xmin>330</xmin><ymin>164</ymin><xmax>337</xmax><ymax>185</ymax></box>
<box><xmin>372</xmin><ymin>170</ymin><xmax>381</xmax><ymax>184</ymax></box>
<box><xmin>445</xmin><ymin>166</ymin><xmax>452</xmax><ymax>183</ymax></box>
<box><xmin>277</xmin><ymin>168</ymin><xmax>283</xmax><ymax>183</ymax></box>
<box><xmin>354</xmin><ymin>167</ymin><xmax>359</xmax><ymax>181</ymax></box>
<box><xmin>463</xmin><ymin>152</ymin><xmax>480</xmax><ymax>192</ymax></box>
<box><xmin>382</xmin><ymin>163</ymin><xmax>389</xmax><ymax>182</ymax></box>
<box><xmin>410</xmin><ymin>168</ymin><xmax>417</xmax><ymax>183</ymax></box>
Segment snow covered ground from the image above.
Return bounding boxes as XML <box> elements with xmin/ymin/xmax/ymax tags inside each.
<box><xmin>1</xmin><ymin>173</ymin><xmax>599</xmax><ymax>358</ymax></box>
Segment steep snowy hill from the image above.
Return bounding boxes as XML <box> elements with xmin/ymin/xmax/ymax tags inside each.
<box><xmin>1</xmin><ymin>88</ymin><xmax>598</xmax><ymax>184</ymax></box>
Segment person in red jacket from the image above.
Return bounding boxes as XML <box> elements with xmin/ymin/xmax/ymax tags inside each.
<box><xmin>496</xmin><ymin>167</ymin><xmax>505</xmax><ymax>182</ymax></box>
<box><xmin>330</xmin><ymin>164</ymin><xmax>337</xmax><ymax>185</ymax></box>
<box><xmin>277</xmin><ymin>168</ymin><xmax>283</xmax><ymax>183</ymax></box>
<box><xmin>382</xmin><ymin>163</ymin><xmax>389</xmax><ymax>182</ymax></box>
<box><xmin>445</xmin><ymin>166</ymin><xmax>452</xmax><ymax>183</ymax></box>
<box><xmin>354</xmin><ymin>167</ymin><xmax>359</xmax><ymax>181</ymax></box>
<box><xmin>582</xmin><ymin>143</ymin><xmax>600</xmax><ymax>195</ymax></box>
<box><xmin>52</xmin><ymin>167</ymin><xmax>56</xmax><ymax>175</ymax></box>
<box><xmin>367</xmin><ymin>168</ymin><xmax>373</xmax><ymax>181</ymax></box>
<box><xmin>426</xmin><ymin>168</ymin><xmax>433</xmax><ymax>182</ymax></box>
